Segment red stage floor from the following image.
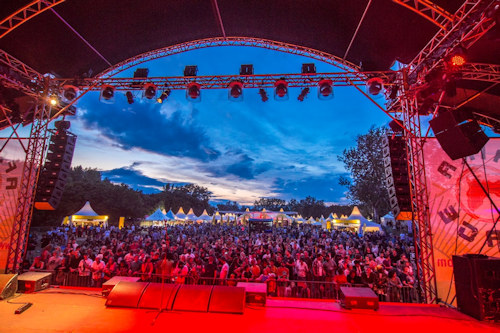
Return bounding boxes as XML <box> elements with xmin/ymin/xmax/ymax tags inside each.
<box><xmin>0</xmin><ymin>287</ymin><xmax>498</xmax><ymax>333</ymax></box>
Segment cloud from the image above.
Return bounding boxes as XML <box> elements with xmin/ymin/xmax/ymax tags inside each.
<box><xmin>78</xmin><ymin>95</ymin><xmax>220</xmax><ymax>162</ymax></box>
<box><xmin>272</xmin><ymin>173</ymin><xmax>350</xmax><ymax>203</ymax></box>
<box><xmin>101</xmin><ymin>164</ymin><xmax>166</xmax><ymax>193</ymax></box>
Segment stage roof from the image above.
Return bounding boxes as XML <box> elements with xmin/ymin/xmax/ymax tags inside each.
<box><xmin>0</xmin><ymin>0</ymin><xmax>499</xmax><ymax>122</ymax></box>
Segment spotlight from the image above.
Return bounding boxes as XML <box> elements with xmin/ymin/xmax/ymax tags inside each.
<box><xmin>259</xmin><ymin>88</ymin><xmax>269</xmax><ymax>102</ymax></box>
<box><xmin>144</xmin><ymin>83</ymin><xmax>157</xmax><ymax>99</ymax></box>
<box><xmin>240</xmin><ymin>64</ymin><xmax>254</xmax><ymax>75</ymax></box>
<box><xmin>274</xmin><ymin>80</ymin><xmax>288</xmax><ymax>100</ymax></box>
<box><xmin>49</xmin><ymin>95</ymin><xmax>58</xmax><ymax>106</ymax></box>
<box><xmin>125</xmin><ymin>91</ymin><xmax>134</xmax><ymax>104</ymax></box>
<box><xmin>100</xmin><ymin>85</ymin><xmax>115</xmax><ymax>103</ymax></box>
<box><xmin>157</xmin><ymin>89</ymin><xmax>171</xmax><ymax>103</ymax></box>
<box><xmin>297</xmin><ymin>87</ymin><xmax>310</xmax><ymax>101</ymax></box>
<box><xmin>186</xmin><ymin>82</ymin><xmax>201</xmax><ymax>102</ymax></box>
<box><xmin>318</xmin><ymin>79</ymin><xmax>333</xmax><ymax>100</ymax></box>
<box><xmin>228</xmin><ymin>81</ymin><xmax>243</xmax><ymax>101</ymax></box>
<box><xmin>447</xmin><ymin>46</ymin><xmax>467</xmax><ymax>67</ymax></box>
<box><xmin>301</xmin><ymin>63</ymin><xmax>316</xmax><ymax>74</ymax></box>
<box><xmin>62</xmin><ymin>85</ymin><xmax>78</xmax><ymax>103</ymax></box>
<box><xmin>184</xmin><ymin>65</ymin><xmax>198</xmax><ymax>77</ymax></box>
<box><xmin>366</xmin><ymin>77</ymin><xmax>384</xmax><ymax>96</ymax></box>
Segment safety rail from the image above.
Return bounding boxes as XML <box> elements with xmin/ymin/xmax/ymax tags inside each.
<box><xmin>26</xmin><ymin>269</ymin><xmax>420</xmax><ymax>303</ymax></box>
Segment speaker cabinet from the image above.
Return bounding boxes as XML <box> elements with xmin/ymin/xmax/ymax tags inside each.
<box><xmin>430</xmin><ymin>109</ymin><xmax>489</xmax><ymax>160</ymax></box>
<box><xmin>340</xmin><ymin>286</ymin><xmax>379</xmax><ymax>310</ymax></box>
<box><xmin>172</xmin><ymin>285</ymin><xmax>213</xmax><ymax>312</ymax></box>
<box><xmin>208</xmin><ymin>286</ymin><xmax>245</xmax><ymax>314</ymax></box>
<box><xmin>452</xmin><ymin>255</ymin><xmax>500</xmax><ymax>321</ymax></box>
<box><xmin>0</xmin><ymin>274</ymin><xmax>18</xmax><ymax>299</ymax></box>
<box><xmin>105</xmin><ymin>281</ymin><xmax>148</xmax><ymax>308</ymax></box>
<box><xmin>35</xmin><ymin>131</ymin><xmax>76</xmax><ymax>210</ymax></box>
<box><xmin>138</xmin><ymin>283</ymin><xmax>180</xmax><ymax>310</ymax></box>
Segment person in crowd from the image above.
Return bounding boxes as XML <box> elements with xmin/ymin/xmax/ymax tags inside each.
<box><xmin>387</xmin><ymin>270</ymin><xmax>403</xmax><ymax>302</ymax></box>
<box><xmin>78</xmin><ymin>253</ymin><xmax>93</xmax><ymax>286</ymax></box>
<box><xmin>30</xmin><ymin>256</ymin><xmax>45</xmax><ymax>271</ymax></box>
<box><xmin>91</xmin><ymin>256</ymin><xmax>105</xmax><ymax>287</ymax></box>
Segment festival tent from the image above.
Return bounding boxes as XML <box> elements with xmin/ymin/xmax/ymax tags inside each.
<box><xmin>165</xmin><ymin>209</ymin><xmax>176</xmax><ymax>221</ymax></box>
<box><xmin>198</xmin><ymin>209</ymin><xmax>212</xmax><ymax>222</ymax></box>
<box><xmin>62</xmin><ymin>201</ymin><xmax>108</xmax><ymax>227</ymax></box>
<box><xmin>346</xmin><ymin>206</ymin><xmax>380</xmax><ymax>234</ymax></box>
<box><xmin>175</xmin><ymin>207</ymin><xmax>187</xmax><ymax>220</ymax></box>
<box><xmin>295</xmin><ymin>215</ymin><xmax>306</xmax><ymax>224</ymax></box>
<box><xmin>381</xmin><ymin>212</ymin><xmax>396</xmax><ymax>227</ymax></box>
<box><xmin>212</xmin><ymin>211</ymin><xmax>222</xmax><ymax>223</ymax></box>
<box><xmin>186</xmin><ymin>208</ymin><xmax>198</xmax><ymax>221</ymax></box>
<box><xmin>141</xmin><ymin>208</ymin><xmax>167</xmax><ymax>227</ymax></box>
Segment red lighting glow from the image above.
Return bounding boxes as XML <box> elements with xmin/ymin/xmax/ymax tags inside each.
<box><xmin>450</xmin><ymin>54</ymin><xmax>466</xmax><ymax>66</ymax></box>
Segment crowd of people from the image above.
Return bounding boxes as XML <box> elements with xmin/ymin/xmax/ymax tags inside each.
<box><xmin>25</xmin><ymin>223</ymin><xmax>418</xmax><ymax>302</ymax></box>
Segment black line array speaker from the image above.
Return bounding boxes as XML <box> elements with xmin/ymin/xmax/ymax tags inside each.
<box><xmin>452</xmin><ymin>254</ymin><xmax>500</xmax><ymax>321</ymax></box>
<box><xmin>0</xmin><ymin>274</ymin><xmax>18</xmax><ymax>299</ymax></box>
<box><xmin>35</xmin><ymin>130</ymin><xmax>76</xmax><ymax>210</ymax></box>
<box><xmin>382</xmin><ymin>135</ymin><xmax>412</xmax><ymax>219</ymax></box>
<box><xmin>429</xmin><ymin>109</ymin><xmax>489</xmax><ymax>160</ymax></box>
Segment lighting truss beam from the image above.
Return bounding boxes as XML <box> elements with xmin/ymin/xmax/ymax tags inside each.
<box><xmin>408</xmin><ymin>0</ymin><xmax>496</xmax><ymax>84</ymax></box>
<box><xmin>58</xmin><ymin>71</ymin><xmax>394</xmax><ymax>91</ymax></box>
<box><xmin>98</xmin><ymin>37</ymin><xmax>362</xmax><ymax>78</ymax></box>
<box><xmin>461</xmin><ymin>63</ymin><xmax>500</xmax><ymax>83</ymax></box>
<box><xmin>0</xmin><ymin>49</ymin><xmax>43</xmax><ymax>83</ymax></box>
<box><xmin>473</xmin><ymin>111</ymin><xmax>500</xmax><ymax>129</ymax></box>
<box><xmin>0</xmin><ymin>0</ymin><xmax>66</xmax><ymax>39</ymax></box>
<box><xmin>393</xmin><ymin>0</ymin><xmax>454</xmax><ymax>30</ymax></box>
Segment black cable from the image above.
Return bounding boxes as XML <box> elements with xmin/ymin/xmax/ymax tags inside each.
<box><xmin>6</xmin><ymin>293</ymin><xmax>29</xmax><ymax>305</ymax></box>
<box><xmin>35</xmin><ymin>290</ymin><xmax>103</xmax><ymax>298</ymax></box>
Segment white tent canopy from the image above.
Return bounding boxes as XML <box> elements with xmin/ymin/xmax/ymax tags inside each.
<box><xmin>175</xmin><ymin>207</ymin><xmax>187</xmax><ymax>220</ymax></box>
<box><xmin>198</xmin><ymin>209</ymin><xmax>212</xmax><ymax>222</ymax></box>
<box><xmin>145</xmin><ymin>209</ymin><xmax>167</xmax><ymax>221</ymax></box>
<box><xmin>186</xmin><ymin>208</ymin><xmax>198</xmax><ymax>221</ymax></box>
<box><xmin>63</xmin><ymin>201</ymin><xmax>108</xmax><ymax>227</ymax></box>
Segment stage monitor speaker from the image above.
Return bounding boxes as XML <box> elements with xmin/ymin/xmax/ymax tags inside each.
<box><xmin>0</xmin><ymin>274</ymin><xmax>18</xmax><ymax>299</ymax></box>
<box><xmin>138</xmin><ymin>283</ymin><xmax>180</xmax><ymax>310</ymax></box>
<box><xmin>172</xmin><ymin>284</ymin><xmax>213</xmax><ymax>312</ymax></box>
<box><xmin>429</xmin><ymin>109</ymin><xmax>489</xmax><ymax>160</ymax></box>
<box><xmin>340</xmin><ymin>286</ymin><xmax>379</xmax><ymax>310</ymax></box>
<box><xmin>17</xmin><ymin>272</ymin><xmax>51</xmax><ymax>293</ymax></box>
<box><xmin>452</xmin><ymin>255</ymin><xmax>500</xmax><ymax>321</ymax></box>
<box><xmin>105</xmin><ymin>281</ymin><xmax>149</xmax><ymax>308</ymax></box>
<box><xmin>208</xmin><ymin>286</ymin><xmax>245</xmax><ymax>314</ymax></box>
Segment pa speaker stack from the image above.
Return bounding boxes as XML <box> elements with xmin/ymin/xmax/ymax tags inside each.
<box><xmin>35</xmin><ymin>124</ymin><xmax>76</xmax><ymax>210</ymax></box>
<box><xmin>382</xmin><ymin>135</ymin><xmax>412</xmax><ymax>220</ymax></box>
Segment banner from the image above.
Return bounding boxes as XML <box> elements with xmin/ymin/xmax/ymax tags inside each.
<box><xmin>425</xmin><ymin>138</ymin><xmax>500</xmax><ymax>304</ymax></box>
<box><xmin>0</xmin><ymin>157</ymin><xmax>24</xmax><ymax>273</ymax></box>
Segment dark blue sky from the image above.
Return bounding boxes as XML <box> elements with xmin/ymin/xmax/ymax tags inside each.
<box><xmin>68</xmin><ymin>46</ymin><xmax>391</xmax><ymax>205</ymax></box>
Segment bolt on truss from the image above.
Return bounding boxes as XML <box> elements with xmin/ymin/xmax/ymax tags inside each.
<box><xmin>0</xmin><ymin>0</ymin><xmax>66</xmax><ymax>39</ymax></box>
<box><xmin>5</xmin><ymin>101</ymin><xmax>51</xmax><ymax>273</ymax></box>
<box><xmin>401</xmin><ymin>96</ymin><xmax>438</xmax><ymax>304</ymax></box>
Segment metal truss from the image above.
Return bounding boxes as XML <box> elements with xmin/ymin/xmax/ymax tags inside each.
<box><xmin>0</xmin><ymin>49</ymin><xmax>43</xmax><ymax>98</ymax></box>
<box><xmin>461</xmin><ymin>63</ymin><xmax>500</xmax><ymax>83</ymax></box>
<box><xmin>99</xmin><ymin>37</ymin><xmax>361</xmax><ymax>78</ymax></box>
<box><xmin>65</xmin><ymin>71</ymin><xmax>394</xmax><ymax>91</ymax></box>
<box><xmin>5</xmin><ymin>101</ymin><xmax>51</xmax><ymax>273</ymax></box>
<box><xmin>401</xmin><ymin>96</ymin><xmax>437</xmax><ymax>304</ymax></box>
<box><xmin>393</xmin><ymin>0</ymin><xmax>453</xmax><ymax>30</ymax></box>
<box><xmin>0</xmin><ymin>0</ymin><xmax>65</xmax><ymax>39</ymax></box>
<box><xmin>408</xmin><ymin>0</ymin><xmax>497</xmax><ymax>84</ymax></box>
<box><xmin>474</xmin><ymin>111</ymin><xmax>500</xmax><ymax>129</ymax></box>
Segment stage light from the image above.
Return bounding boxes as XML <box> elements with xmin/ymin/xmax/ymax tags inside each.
<box><xmin>318</xmin><ymin>79</ymin><xmax>333</xmax><ymax>100</ymax></box>
<box><xmin>62</xmin><ymin>85</ymin><xmax>78</xmax><ymax>103</ymax></box>
<box><xmin>366</xmin><ymin>77</ymin><xmax>384</xmax><ymax>96</ymax></box>
<box><xmin>186</xmin><ymin>82</ymin><xmax>201</xmax><ymax>102</ymax></box>
<box><xmin>448</xmin><ymin>46</ymin><xmax>467</xmax><ymax>67</ymax></box>
<box><xmin>302</xmin><ymin>63</ymin><xmax>316</xmax><ymax>74</ymax></box>
<box><xmin>274</xmin><ymin>80</ymin><xmax>288</xmax><ymax>100</ymax></box>
<box><xmin>184</xmin><ymin>65</ymin><xmax>198</xmax><ymax>77</ymax></box>
<box><xmin>144</xmin><ymin>83</ymin><xmax>157</xmax><ymax>100</ymax></box>
<box><xmin>157</xmin><ymin>89</ymin><xmax>171</xmax><ymax>103</ymax></box>
<box><xmin>125</xmin><ymin>91</ymin><xmax>134</xmax><ymax>104</ymax></box>
<box><xmin>228</xmin><ymin>81</ymin><xmax>243</xmax><ymax>101</ymax></box>
<box><xmin>259</xmin><ymin>88</ymin><xmax>269</xmax><ymax>102</ymax></box>
<box><xmin>49</xmin><ymin>95</ymin><xmax>58</xmax><ymax>106</ymax></box>
<box><xmin>240</xmin><ymin>64</ymin><xmax>254</xmax><ymax>75</ymax></box>
<box><xmin>100</xmin><ymin>85</ymin><xmax>115</xmax><ymax>103</ymax></box>
<box><xmin>297</xmin><ymin>88</ymin><xmax>310</xmax><ymax>101</ymax></box>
